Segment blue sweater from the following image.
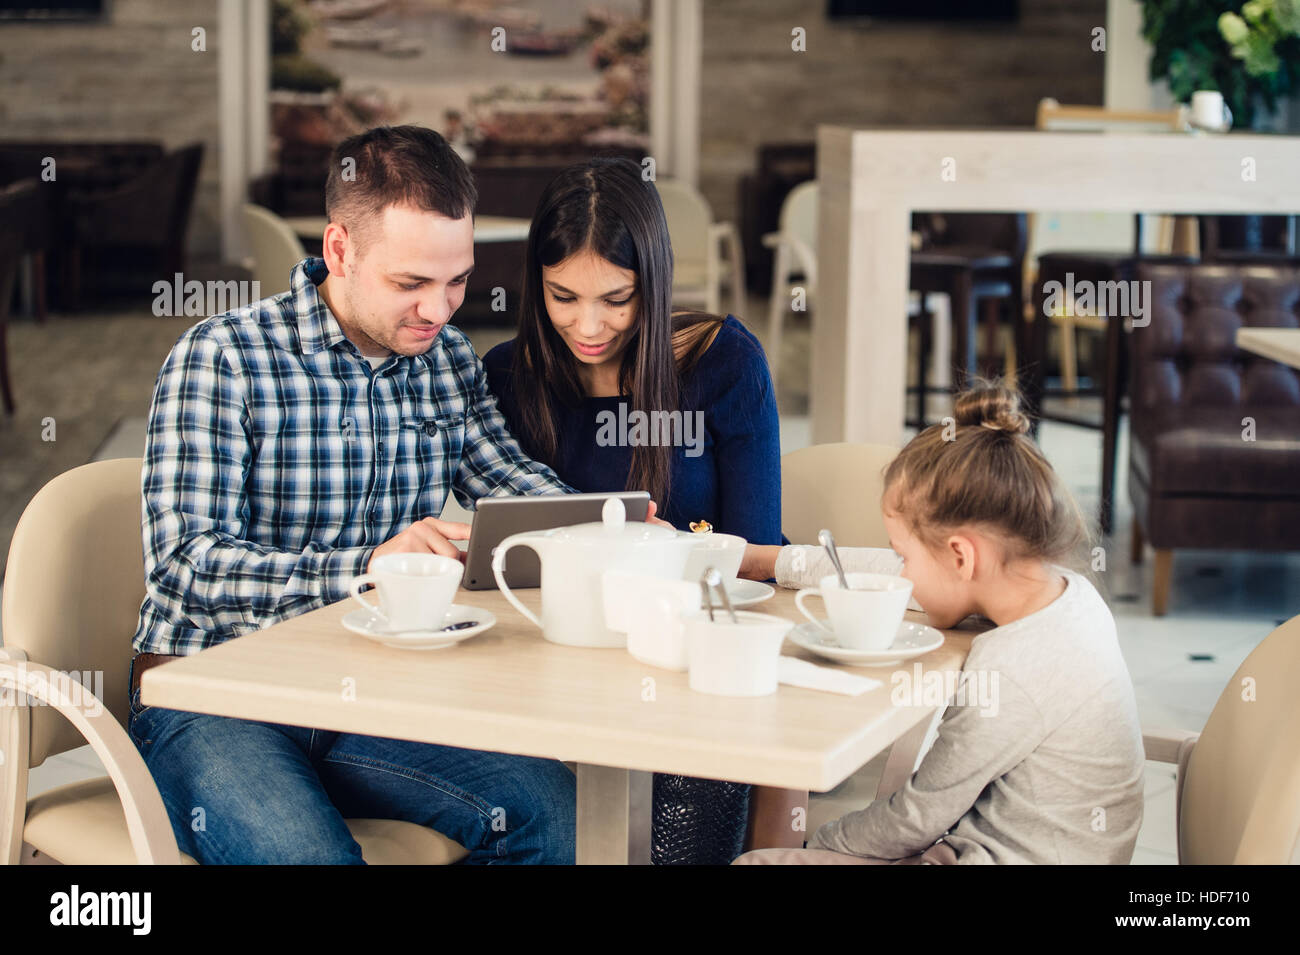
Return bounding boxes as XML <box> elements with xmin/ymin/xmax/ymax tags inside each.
<box><xmin>483</xmin><ymin>316</ymin><xmax>783</xmax><ymax>545</ymax></box>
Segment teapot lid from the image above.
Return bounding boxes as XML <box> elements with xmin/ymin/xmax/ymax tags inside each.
<box><xmin>551</xmin><ymin>496</ymin><xmax>678</xmax><ymax>543</ymax></box>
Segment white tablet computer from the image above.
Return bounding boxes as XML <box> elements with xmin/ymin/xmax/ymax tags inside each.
<box><xmin>462</xmin><ymin>491</ymin><xmax>651</xmax><ymax>590</ymax></box>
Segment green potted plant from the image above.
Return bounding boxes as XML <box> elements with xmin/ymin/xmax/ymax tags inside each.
<box><xmin>1142</xmin><ymin>0</ymin><xmax>1299</xmax><ymax>128</ymax></box>
<box><xmin>1219</xmin><ymin>1</ymin><xmax>1300</xmax><ymax>83</ymax></box>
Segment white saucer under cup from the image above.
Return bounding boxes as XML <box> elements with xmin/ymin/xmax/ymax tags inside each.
<box><xmin>790</xmin><ymin>619</ymin><xmax>943</xmax><ymax>666</ymax></box>
<box><xmin>342</xmin><ymin>604</ymin><xmax>497</xmax><ymax>650</ymax></box>
<box><xmin>795</xmin><ymin>572</ymin><xmax>913</xmax><ymax>650</ymax></box>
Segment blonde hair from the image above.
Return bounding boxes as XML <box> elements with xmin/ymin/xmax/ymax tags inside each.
<box><xmin>883</xmin><ymin>381</ymin><xmax>1087</xmax><ymax>564</ymax></box>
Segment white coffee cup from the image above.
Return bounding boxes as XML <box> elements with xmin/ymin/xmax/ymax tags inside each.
<box><xmin>680</xmin><ymin>532</ymin><xmax>747</xmax><ymax>583</ymax></box>
<box><xmin>602</xmin><ymin>570</ymin><xmax>700</xmax><ymax>671</ymax></box>
<box><xmin>349</xmin><ymin>553</ymin><xmax>462</xmax><ymax>633</ymax></box>
<box><xmin>684</xmin><ymin>610</ymin><xmax>793</xmax><ymax>697</ymax></box>
<box><xmin>794</xmin><ymin>572</ymin><xmax>913</xmax><ymax>650</ymax></box>
<box><xmin>1191</xmin><ymin>90</ymin><xmax>1233</xmax><ymax>132</ymax></box>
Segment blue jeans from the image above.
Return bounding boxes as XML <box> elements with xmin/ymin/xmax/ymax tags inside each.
<box><xmin>126</xmin><ymin>656</ymin><xmax>575</xmax><ymax>864</ymax></box>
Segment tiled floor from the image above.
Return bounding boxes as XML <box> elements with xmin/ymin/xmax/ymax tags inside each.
<box><xmin>12</xmin><ymin>321</ymin><xmax>1300</xmax><ymax>865</ymax></box>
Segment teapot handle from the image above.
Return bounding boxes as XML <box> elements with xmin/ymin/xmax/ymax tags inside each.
<box><xmin>492</xmin><ymin>534</ymin><xmax>544</xmax><ymax>630</ymax></box>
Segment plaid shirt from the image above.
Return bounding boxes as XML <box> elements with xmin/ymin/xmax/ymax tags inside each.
<box><xmin>132</xmin><ymin>257</ymin><xmax>570</xmax><ymax>655</ymax></box>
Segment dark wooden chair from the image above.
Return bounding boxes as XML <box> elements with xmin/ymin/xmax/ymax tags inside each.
<box><xmin>1023</xmin><ymin>219</ymin><xmax>1197</xmax><ymax>534</ymax></box>
<box><xmin>0</xmin><ymin>157</ymin><xmax>52</xmax><ymax>323</ymax></box>
<box><xmin>63</xmin><ymin>143</ymin><xmax>204</xmax><ymax>308</ymax></box>
<box><xmin>1199</xmin><ymin>214</ymin><xmax>1298</xmax><ymax>266</ymax></box>
<box><xmin>0</xmin><ymin>181</ymin><xmax>41</xmax><ymax>413</ymax></box>
<box><xmin>908</xmin><ymin>212</ymin><xmax>1027</xmax><ymax>427</ymax></box>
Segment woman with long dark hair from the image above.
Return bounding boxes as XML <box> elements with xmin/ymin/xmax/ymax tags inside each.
<box><xmin>483</xmin><ymin>158</ymin><xmax>794</xmax><ymax>862</ymax></box>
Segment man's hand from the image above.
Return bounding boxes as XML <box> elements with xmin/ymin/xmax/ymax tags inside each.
<box><xmin>369</xmin><ymin>517</ymin><xmax>471</xmax><ymax>570</ymax></box>
<box><xmin>645</xmin><ymin>500</ymin><xmax>675</xmax><ymax>529</ymax></box>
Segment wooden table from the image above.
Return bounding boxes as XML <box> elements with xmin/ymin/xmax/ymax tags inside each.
<box><xmin>141</xmin><ymin>586</ymin><xmax>974</xmax><ymax>864</ymax></box>
<box><xmin>1236</xmin><ymin>327</ymin><xmax>1300</xmax><ymax>370</ymax></box>
<box><xmin>282</xmin><ymin>215</ymin><xmax>531</xmax><ymax>244</ymax></box>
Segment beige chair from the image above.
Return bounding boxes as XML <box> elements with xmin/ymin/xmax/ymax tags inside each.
<box><xmin>1</xmin><ymin>458</ymin><xmax>467</xmax><ymax>865</ymax></box>
<box><xmin>241</xmin><ymin>204</ymin><xmax>307</xmax><ymax>298</ymax></box>
<box><xmin>1142</xmin><ymin>612</ymin><xmax>1300</xmax><ymax>863</ymax></box>
<box><xmin>655</xmin><ymin>179</ymin><xmax>746</xmax><ymax>320</ymax></box>
<box><xmin>781</xmin><ymin>442</ymin><xmax>898</xmax><ymax>548</ymax></box>
<box><xmin>763</xmin><ymin>181</ymin><xmax>818</xmax><ymax>390</ymax></box>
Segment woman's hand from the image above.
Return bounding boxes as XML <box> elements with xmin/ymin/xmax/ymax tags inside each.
<box><xmin>739</xmin><ymin>544</ymin><xmax>782</xmax><ymax>581</ymax></box>
<box><xmin>644</xmin><ymin>500</ymin><xmax>676</xmax><ymax>529</ymax></box>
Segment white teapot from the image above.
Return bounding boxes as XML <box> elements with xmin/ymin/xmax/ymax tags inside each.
<box><xmin>492</xmin><ymin>497</ymin><xmax>697</xmax><ymax>647</ymax></box>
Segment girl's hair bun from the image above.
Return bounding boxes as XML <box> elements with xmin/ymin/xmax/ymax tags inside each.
<box><xmin>952</xmin><ymin>381</ymin><xmax>1031</xmax><ymax>436</ymax></box>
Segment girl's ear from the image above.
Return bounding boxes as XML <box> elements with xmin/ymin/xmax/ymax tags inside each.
<box><xmin>946</xmin><ymin>534</ymin><xmax>978</xmax><ymax>582</ymax></box>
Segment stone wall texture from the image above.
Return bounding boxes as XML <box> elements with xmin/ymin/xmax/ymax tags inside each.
<box><xmin>699</xmin><ymin>0</ymin><xmax>1108</xmax><ymax>221</ymax></box>
<box><xmin>0</xmin><ymin>0</ymin><xmax>222</xmax><ymax>258</ymax></box>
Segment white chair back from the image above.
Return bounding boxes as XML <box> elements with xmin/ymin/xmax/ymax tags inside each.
<box><xmin>656</xmin><ymin>179</ymin><xmax>712</xmax><ymax>287</ymax></box>
<box><xmin>780</xmin><ymin>180</ymin><xmax>818</xmax><ymax>261</ymax></box>
<box><xmin>241</xmin><ymin>204</ymin><xmax>307</xmax><ymax>297</ymax></box>
<box><xmin>781</xmin><ymin>442</ymin><xmax>898</xmax><ymax>548</ymax></box>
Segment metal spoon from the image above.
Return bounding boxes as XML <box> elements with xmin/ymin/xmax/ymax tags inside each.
<box><xmin>818</xmin><ymin>528</ymin><xmax>850</xmax><ymax>590</ymax></box>
<box><xmin>704</xmin><ymin>566</ymin><xmax>738</xmax><ymax>624</ymax></box>
<box><xmin>700</xmin><ymin>575</ymin><xmax>715</xmax><ymax>622</ymax></box>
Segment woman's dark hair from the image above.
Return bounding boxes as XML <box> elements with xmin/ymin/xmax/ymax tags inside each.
<box><xmin>510</xmin><ymin>158</ymin><xmax>722</xmax><ymax>504</ymax></box>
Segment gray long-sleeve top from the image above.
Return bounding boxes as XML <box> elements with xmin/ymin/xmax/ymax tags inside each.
<box><xmin>775</xmin><ymin>546</ymin><xmax>1145</xmax><ymax>865</ymax></box>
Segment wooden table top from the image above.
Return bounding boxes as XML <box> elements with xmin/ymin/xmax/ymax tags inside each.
<box><xmin>141</xmin><ymin>586</ymin><xmax>975</xmax><ymax>792</ymax></box>
<box><xmin>1237</xmin><ymin>327</ymin><xmax>1300</xmax><ymax>371</ymax></box>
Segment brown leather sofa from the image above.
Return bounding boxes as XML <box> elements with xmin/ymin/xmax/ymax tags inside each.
<box><xmin>1129</xmin><ymin>263</ymin><xmax>1300</xmax><ymax>614</ymax></box>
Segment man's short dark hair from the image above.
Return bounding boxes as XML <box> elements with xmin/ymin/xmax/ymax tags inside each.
<box><xmin>325</xmin><ymin>125</ymin><xmax>477</xmax><ymax>250</ymax></box>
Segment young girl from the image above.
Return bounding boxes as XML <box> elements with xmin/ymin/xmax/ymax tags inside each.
<box><xmin>734</xmin><ymin>383</ymin><xmax>1146</xmax><ymax>865</ymax></box>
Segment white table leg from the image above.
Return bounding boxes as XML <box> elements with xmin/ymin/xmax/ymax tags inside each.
<box><xmin>576</xmin><ymin>764</ymin><xmax>652</xmax><ymax>865</ymax></box>
<box><xmin>812</xmin><ymin>161</ymin><xmax>910</xmax><ymax>445</ymax></box>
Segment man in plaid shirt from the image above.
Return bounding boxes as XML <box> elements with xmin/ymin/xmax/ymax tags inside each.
<box><xmin>126</xmin><ymin>126</ymin><xmax>581</xmax><ymax>864</ymax></box>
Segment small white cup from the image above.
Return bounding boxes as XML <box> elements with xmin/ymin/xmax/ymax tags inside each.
<box><xmin>795</xmin><ymin>572</ymin><xmax>913</xmax><ymax>650</ymax></box>
<box><xmin>602</xmin><ymin>570</ymin><xmax>700</xmax><ymax>671</ymax></box>
<box><xmin>685</xmin><ymin>610</ymin><xmax>793</xmax><ymax>697</ymax></box>
<box><xmin>349</xmin><ymin>553</ymin><xmax>462</xmax><ymax>633</ymax></box>
<box><xmin>1191</xmin><ymin>90</ymin><xmax>1233</xmax><ymax>132</ymax></box>
<box><xmin>680</xmin><ymin>532</ymin><xmax>747</xmax><ymax>583</ymax></box>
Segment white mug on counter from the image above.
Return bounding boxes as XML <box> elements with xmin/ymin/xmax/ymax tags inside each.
<box><xmin>349</xmin><ymin>553</ymin><xmax>462</xmax><ymax>633</ymax></box>
<box><xmin>1190</xmin><ymin>90</ymin><xmax>1233</xmax><ymax>132</ymax></box>
<box><xmin>795</xmin><ymin>572</ymin><xmax>913</xmax><ymax>650</ymax></box>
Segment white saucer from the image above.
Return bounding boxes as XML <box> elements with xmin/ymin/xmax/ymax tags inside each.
<box><xmin>342</xmin><ymin>604</ymin><xmax>496</xmax><ymax>650</ymax></box>
<box><xmin>724</xmin><ymin>579</ymin><xmax>775</xmax><ymax>608</ymax></box>
<box><xmin>789</xmin><ymin>620</ymin><xmax>943</xmax><ymax>666</ymax></box>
